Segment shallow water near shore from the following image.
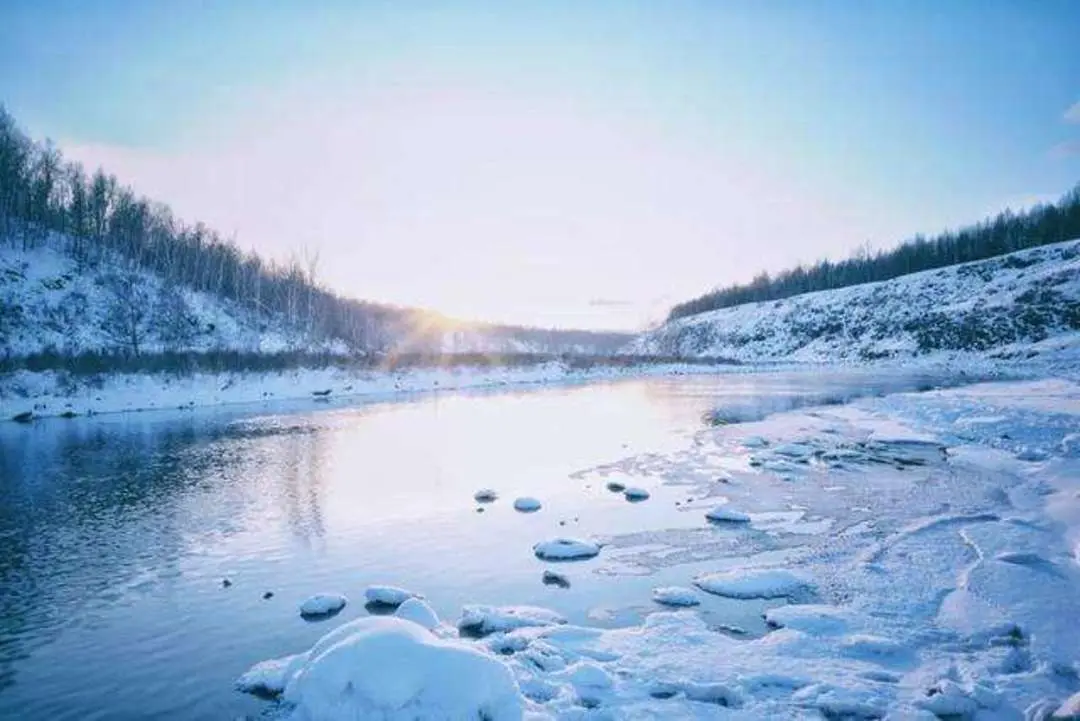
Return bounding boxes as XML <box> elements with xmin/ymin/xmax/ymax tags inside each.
<box><xmin>0</xmin><ymin>367</ymin><xmax>986</xmax><ymax>720</ymax></box>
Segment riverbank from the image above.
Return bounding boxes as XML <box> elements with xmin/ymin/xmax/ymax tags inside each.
<box><xmin>0</xmin><ymin>359</ymin><xmax>733</xmax><ymax>421</ymax></box>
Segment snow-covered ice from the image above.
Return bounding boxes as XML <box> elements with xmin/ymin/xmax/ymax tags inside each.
<box><xmin>694</xmin><ymin>568</ymin><xmax>810</xmax><ymax>599</ymax></box>
<box><xmin>394</xmin><ymin>598</ymin><xmax>440</xmax><ymax>631</ymax></box>
<box><xmin>651</xmin><ymin>586</ymin><xmax>700</xmax><ymax>607</ymax></box>
<box><xmin>299</xmin><ymin>593</ymin><xmax>347</xmax><ymax>618</ymax></box>
<box><xmin>512</xmin><ymin>497</ymin><xmax>541</xmax><ymax>512</ymax></box>
<box><xmin>457</xmin><ymin>605</ymin><xmax>566</xmax><ymax>636</ymax></box>
<box><xmin>704</xmin><ymin>506</ymin><xmax>751</xmax><ymax>523</ymax></box>
<box><xmin>532</xmin><ymin>538</ymin><xmax>601</xmax><ymax>561</ymax></box>
<box><xmin>364</xmin><ymin>585</ymin><xmax>417</xmax><ymax>607</ymax></box>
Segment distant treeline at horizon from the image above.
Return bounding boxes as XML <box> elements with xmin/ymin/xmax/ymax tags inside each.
<box><xmin>668</xmin><ymin>184</ymin><xmax>1080</xmax><ymax>322</ymax></box>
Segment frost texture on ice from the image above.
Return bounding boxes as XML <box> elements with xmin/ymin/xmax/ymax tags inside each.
<box><xmin>694</xmin><ymin>568</ymin><xmax>810</xmax><ymax>599</ymax></box>
<box><xmin>395</xmin><ymin>598</ymin><xmax>440</xmax><ymax>631</ymax></box>
<box><xmin>364</xmin><ymin>585</ymin><xmax>417</xmax><ymax>607</ymax></box>
<box><xmin>651</xmin><ymin>586</ymin><xmax>700</xmax><ymax>607</ymax></box>
<box><xmin>458</xmin><ymin>605</ymin><xmax>566</xmax><ymax>636</ymax></box>
<box><xmin>705</xmin><ymin>506</ymin><xmax>751</xmax><ymax>523</ymax></box>
<box><xmin>512</xmin><ymin>497</ymin><xmax>541</xmax><ymax>512</ymax></box>
<box><xmin>278</xmin><ymin>616</ymin><xmax>525</xmax><ymax>721</ymax></box>
<box><xmin>533</xmin><ymin>538</ymin><xmax>601</xmax><ymax>561</ymax></box>
<box><xmin>299</xmin><ymin>593</ymin><xmax>347</xmax><ymax>617</ymax></box>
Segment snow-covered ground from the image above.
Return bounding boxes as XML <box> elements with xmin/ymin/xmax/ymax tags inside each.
<box><xmin>239</xmin><ymin>375</ymin><xmax>1080</xmax><ymax>719</ymax></box>
<box><xmin>0</xmin><ymin>360</ymin><xmax>731</xmax><ymax>420</ymax></box>
<box><xmin>629</xmin><ymin>238</ymin><xmax>1080</xmax><ymax>363</ymax></box>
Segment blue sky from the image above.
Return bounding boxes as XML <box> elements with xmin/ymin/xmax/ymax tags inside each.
<box><xmin>2</xmin><ymin>1</ymin><xmax>1078</xmax><ymax>329</ymax></box>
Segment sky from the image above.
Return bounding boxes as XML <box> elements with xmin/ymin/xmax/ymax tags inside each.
<box><xmin>2</xmin><ymin>0</ymin><xmax>1079</xmax><ymax>330</ymax></box>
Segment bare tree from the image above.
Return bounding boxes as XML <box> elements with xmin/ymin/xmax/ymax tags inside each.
<box><xmin>102</xmin><ymin>272</ymin><xmax>152</xmax><ymax>355</ymax></box>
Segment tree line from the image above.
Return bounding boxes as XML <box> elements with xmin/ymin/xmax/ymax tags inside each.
<box><xmin>0</xmin><ymin>105</ymin><xmax>433</xmax><ymax>354</ymax></box>
<box><xmin>668</xmin><ymin>184</ymin><xmax>1080</xmax><ymax>321</ymax></box>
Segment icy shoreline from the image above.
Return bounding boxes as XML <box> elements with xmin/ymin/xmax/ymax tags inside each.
<box><xmin>236</xmin><ymin>375</ymin><xmax>1080</xmax><ymax>719</ymax></box>
<box><xmin>0</xmin><ymin>360</ymin><xmax>734</xmax><ymax>421</ymax></box>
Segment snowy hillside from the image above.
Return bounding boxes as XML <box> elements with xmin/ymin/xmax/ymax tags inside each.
<box><xmin>0</xmin><ymin>240</ymin><xmax>348</xmax><ymax>357</ymax></box>
<box><xmin>629</xmin><ymin>238</ymin><xmax>1080</xmax><ymax>362</ymax></box>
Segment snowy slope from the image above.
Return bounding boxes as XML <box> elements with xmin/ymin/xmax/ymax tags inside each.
<box><xmin>0</xmin><ymin>240</ymin><xmax>346</xmax><ymax>357</ymax></box>
<box><xmin>629</xmin><ymin>239</ymin><xmax>1080</xmax><ymax>362</ymax></box>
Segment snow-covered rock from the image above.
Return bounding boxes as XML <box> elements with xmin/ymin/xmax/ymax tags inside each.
<box><xmin>458</xmin><ymin>605</ymin><xmax>566</xmax><ymax>636</ymax></box>
<box><xmin>623</xmin><ymin>487</ymin><xmax>650</xmax><ymax>501</ymax></box>
<box><xmin>236</xmin><ymin>652</ymin><xmax>309</xmax><ymax>696</ymax></box>
<box><xmin>364</xmin><ymin>585</ymin><xmax>417</xmax><ymax>607</ymax></box>
<box><xmin>694</xmin><ymin>568</ymin><xmax>810</xmax><ymax>599</ymax></box>
<box><xmin>651</xmin><ymin>586</ymin><xmax>700</xmax><ymax>607</ymax></box>
<box><xmin>299</xmin><ymin>593</ymin><xmax>348</xmax><ymax>618</ymax></box>
<box><xmin>705</xmin><ymin>506</ymin><xmax>751</xmax><ymax>523</ymax></box>
<box><xmin>512</xmin><ymin>497</ymin><xmax>541</xmax><ymax>512</ymax></box>
<box><xmin>395</xmin><ymin>598</ymin><xmax>440</xmax><ymax>631</ymax></box>
<box><xmin>276</xmin><ymin>616</ymin><xmax>525</xmax><ymax>720</ymax></box>
<box><xmin>533</xmin><ymin>538</ymin><xmax>602</xmax><ymax>561</ymax></box>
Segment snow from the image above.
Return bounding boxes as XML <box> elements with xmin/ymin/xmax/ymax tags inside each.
<box><xmin>704</xmin><ymin>506</ymin><xmax>751</xmax><ymax>523</ymax></box>
<box><xmin>628</xmin><ymin>237</ymin><xmax>1080</xmax><ymax>363</ymax></box>
<box><xmin>234</xmin><ymin>374</ymin><xmax>1080</xmax><ymax>719</ymax></box>
<box><xmin>270</xmin><ymin>616</ymin><xmax>525</xmax><ymax>721</ymax></box>
<box><xmin>693</xmin><ymin>568</ymin><xmax>811</xmax><ymax>599</ymax></box>
<box><xmin>623</xmin><ymin>487</ymin><xmax>650</xmax><ymax>501</ymax></box>
<box><xmin>235</xmin><ymin>652</ymin><xmax>308</xmax><ymax>696</ymax></box>
<box><xmin>651</xmin><ymin>586</ymin><xmax>700</xmax><ymax>607</ymax></box>
<box><xmin>394</xmin><ymin>598</ymin><xmax>440</xmax><ymax>631</ymax></box>
<box><xmin>532</xmin><ymin>538</ymin><xmax>602</xmax><ymax>561</ymax></box>
<box><xmin>512</xmin><ymin>497</ymin><xmax>541</xmax><ymax>512</ymax></box>
<box><xmin>299</xmin><ymin>593</ymin><xmax>347</xmax><ymax>618</ymax></box>
<box><xmin>364</xmin><ymin>585</ymin><xmax>417</xmax><ymax>607</ymax></box>
<box><xmin>457</xmin><ymin>605</ymin><xmax>566</xmax><ymax>636</ymax></box>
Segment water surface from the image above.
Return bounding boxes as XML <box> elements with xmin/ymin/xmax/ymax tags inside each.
<box><xmin>0</xmin><ymin>368</ymin><xmax>972</xmax><ymax>720</ymax></box>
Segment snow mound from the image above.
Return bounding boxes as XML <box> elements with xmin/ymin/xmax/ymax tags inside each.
<box><xmin>623</xmin><ymin>487</ymin><xmax>650</xmax><ymax>501</ymax></box>
<box><xmin>512</xmin><ymin>497</ymin><xmax>542</xmax><ymax>512</ymax></box>
<box><xmin>365</xmin><ymin>585</ymin><xmax>417</xmax><ymax>607</ymax></box>
<box><xmin>458</xmin><ymin>605</ymin><xmax>566</xmax><ymax>636</ymax></box>
<box><xmin>533</xmin><ymin>538</ymin><xmax>601</xmax><ymax>561</ymax></box>
<box><xmin>279</xmin><ymin>616</ymin><xmax>524</xmax><ymax>720</ymax></box>
<box><xmin>474</xmin><ymin>489</ymin><xmax>498</xmax><ymax>503</ymax></box>
<box><xmin>705</xmin><ymin>506</ymin><xmax>751</xmax><ymax>523</ymax></box>
<box><xmin>395</xmin><ymin>598</ymin><xmax>440</xmax><ymax>631</ymax></box>
<box><xmin>694</xmin><ymin>568</ymin><xmax>810</xmax><ymax>599</ymax></box>
<box><xmin>236</xmin><ymin>652</ymin><xmax>308</xmax><ymax>696</ymax></box>
<box><xmin>652</xmin><ymin>586</ymin><xmax>700</xmax><ymax>607</ymax></box>
<box><xmin>764</xmin><ymin>605</ymin><xmax>851</xmax><ymax>636</ymax></box>
<box><xmin>299</xmin><ymin>593</ymin><xmax>347</xmax><ymax>618</ymax></box>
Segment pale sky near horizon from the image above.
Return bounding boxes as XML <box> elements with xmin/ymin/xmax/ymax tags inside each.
<box><xmin>2</xmin><ymin>1</ymin><xmax>1079</xmax><ymax>330</ymax></box>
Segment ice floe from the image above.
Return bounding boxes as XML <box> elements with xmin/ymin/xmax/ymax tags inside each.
<box><xmin>458</xmin><ymin>605</ymin><xmax>565</xmax><ymax>636</ymax></box>
<box><xmin>705</xmin><ymin>506</ymin><xmax>751</xmax><ymax>523</ymax></box>
<box><xmin>532</xmin><ymin>538</ymin><xmax>601</xmax><ymax>561</ymax></box>
<box><xmin>512</xmin><ymin>497</ymin><xmax>541</xmax><ymax>512</ymax></box>
<box><xmin>694</xmin><ymin>568</ymin><xmax>810</xmax><ymax>599</ymax></box>
<box><xmin>299</xmin><ymin>593</ymin><xmax>347</xmax><ymax>618</ymax></box>
<box><xmin>651</xmin><ymin>586</ymin><xmax>700</xmax><ymax>607</ymax></box>
<box><xmin>364</xmin><ymin>585</ymin><xmax>417</xmax><ymax>607</ymax></box>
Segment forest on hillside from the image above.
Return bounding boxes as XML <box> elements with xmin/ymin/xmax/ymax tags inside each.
<box><xmin>0</xmin><ymin>106</ymin><xmax>629</xmax><ymax>360</ymax></box>
<box><xmin>668</xmin><ymin>185</ymin><xmax>1080</xmax><ymax>321</ymax></box>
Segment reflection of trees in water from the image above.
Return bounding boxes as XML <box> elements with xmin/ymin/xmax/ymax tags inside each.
<box><xmin>277</xmin><ymin>427</ymin><xmax>327</xmax><ymax>545</ymax></box>
<box><xmin>0</xmin><ymin>412</ymin><xmax>325</xmax><ymax>693</ymax></box>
